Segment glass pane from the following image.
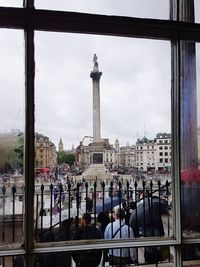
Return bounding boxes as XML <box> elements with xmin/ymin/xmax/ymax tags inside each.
<box><xmin>0</xmin><ymin>29</ymin><xmax>24</xmax><ymax>247</ymax></box>
<box><xmin>35</xmin><ymin>0</ymin><xmax>169</xmax><ymax>20</ymax></box>
<box><xmin>181</xmin><ymin>42</ymin><xmax>200</xmax><ymax>238</ymax></box>
<box><xmin>182</xmin><ymin>245</ymin><xmax>200</xmax><ymax>265</ymax></box>
<box><xmin>0</xmin><ymin>1</ymin><xmax>23</xmax><ymax>7</ymax></box>
<box><xmin>34</xmin><ymin>32</ymin><xmax>172</xmax><ymax>244</ymax></box>
<box><xmin>195</xmin><ymin>0</ymin><xmax>200</xmax><ymax>23</ymax></box>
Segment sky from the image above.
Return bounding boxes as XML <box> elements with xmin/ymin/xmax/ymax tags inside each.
<box><xmin>0</xmin><ymin>1</ymin><xmax>199</xmax><ymax>151</ymax></box>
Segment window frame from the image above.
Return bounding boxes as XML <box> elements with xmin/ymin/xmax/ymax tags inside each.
<box><xmin>1</xmin><ymin>0</ymin><xmax>200</xmax><ymax>266</ymax></box>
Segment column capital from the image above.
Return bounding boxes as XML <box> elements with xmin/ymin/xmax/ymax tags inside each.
<box><xmin>90</xmin><ymin>71</ymin><xmax>102</xmax><ymax>80</ymax></box>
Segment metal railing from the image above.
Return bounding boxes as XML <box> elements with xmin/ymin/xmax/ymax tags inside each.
<box><xmin>0</xmin><ymin>178</ymin><xmax>172</xmax><ymax>266</ymax></box>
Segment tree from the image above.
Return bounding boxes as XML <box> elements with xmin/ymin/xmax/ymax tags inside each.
<box><xmin>57</xmin><ymin>151</ymin><xmax>75</xmax><ymax>166</ymax></box>
<box><xmin>0</xmin><ymin>132</ymin><xmax>21</xmax><ymax>173</ymax></box>
<box><xmin>14</xmin><ymin>133</ymin><xmax>24</xmax><ymax>171</ymax></box>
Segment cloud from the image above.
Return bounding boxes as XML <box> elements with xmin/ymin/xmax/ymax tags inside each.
<box><xmin>0</xmin><ymin>12</ymin><xmax>172</xmax><ymax>150</ymax></box>
<box><xmin>0</xmin><ymin>29</ymin><xmax>24</xmax><ymax>132</ymax></box>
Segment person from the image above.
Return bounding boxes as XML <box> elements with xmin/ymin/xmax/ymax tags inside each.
<box><xmin>122</xmin><ymin>202</ymin><xmax>131</xmax><ymax>225</ymax></box>
<box><xmin>130</xmin><ymin>195</ymin><xmax>165</xmax><ymax>264</ymax></box>
<box><xmin>97</xmin><ymin>211</ymin><xmax>110</xmax><ymax>233</ymax></box>
<box><xmin>97</xmin><ymin>211</ymin><xmax>110</xmax><ymax>266</ymax></box>
<box><xmin>73</xmin><ymin>213</ymin><xmax>102</xmax><ymax>267</ymax></box>
<box><xmin>85</xmin><ymin>196</ymin><xmax>93</xmax><ymax>212</ymax></box>
<box><xmin>36</xmin><ymin>219</ymin><xmax>72</xmax><ymax>267</ymax></box>
<box><xmin>104</xmin><ymin>208</ymin><xmax>136</xmax><ymax>266</ymax></box>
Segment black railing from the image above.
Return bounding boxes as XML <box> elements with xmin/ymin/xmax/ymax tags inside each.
<box><xmin>0</xmin><ymin>179</ymin><xmax>172</xmax><ymax>266</ymax></box>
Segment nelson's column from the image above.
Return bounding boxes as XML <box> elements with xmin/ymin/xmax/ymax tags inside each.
<box><xmin>81</xmin><ymin>54</ymin><xmax>111</xmax><ymax>182</ymax></box>
<box><xmin>91</xmin><ymin>53</ymin><xmax>102</xmax><ymax>143</ymax></box>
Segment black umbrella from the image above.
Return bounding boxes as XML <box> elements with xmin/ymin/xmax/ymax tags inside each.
<box><xmin>129</xmin><ymin>196</ymin><xmax>167</xmax><ymax>237</ymax></box>
<box><xmin>94</xmin><ymin>196</ymin><xmax>125</xmax><ymax>214</ymax></box>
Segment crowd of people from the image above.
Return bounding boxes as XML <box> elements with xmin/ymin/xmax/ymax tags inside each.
<box><xmin>72</xmin><ymin>202</ymin><xmax>165</xmax><ymax>267</ymax></box>
<box><xmin>33</xmin><ymin>180</ymin><xmax>169</xmax><ymax>267</ymax></box>
<box><xmin>72</xmin><ymin>208</ymin><xmax>137</xmax><ymax>267</ymax></box>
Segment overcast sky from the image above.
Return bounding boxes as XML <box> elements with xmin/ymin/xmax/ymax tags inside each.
<box><xmin>1</xmin><ymin>1</ymin><xmax>199</xmax><ymax>151</ymax></box>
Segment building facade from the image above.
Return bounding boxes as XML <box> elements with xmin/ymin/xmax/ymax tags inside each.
<box><xmin>77</xmin><ymin>133</ymin><xmax>171</xmax><ymax>173</ymax></box>
<box><xmin>155</xmin><ymin>132</ymin><xmax>171</xmax><ymax>172</ymax></box>
<box><xmin>135</xmin><ymin>133</ymin><xmax>171</xmax><ymax>172</ymax></box>
<box><xmin>35</xmin><ymin>133</ymin><xmax>57</xmax><ymax>169</ymax></box>
<box><xmin>135</xmin><ymin>137</ymin><xmax>156</xmax><ymax>172</ymax></box>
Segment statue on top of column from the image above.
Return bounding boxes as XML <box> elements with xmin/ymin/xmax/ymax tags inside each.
<box><xmin>93</xmin><ymin>53</ymin><xmax>99</xmax><ymax>71</ymax></box>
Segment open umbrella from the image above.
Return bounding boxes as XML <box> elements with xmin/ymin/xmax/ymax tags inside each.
<box><xmin>181</xmin><ymin>168</ymin><xmax>200</xmax><ymax>231</ymax></box>
<box><xmin>129</xmin><ymin>196</ymin><xmax>168</xmax><ymax>264</ymax></box>
<box><xmin>94</xmin><ymin>196</ymin><xmax>125</xmax><ymax>214</ymax></box>
<box><xmin>129</xmin><ymin>196</ymin><xmax>167</xmax><ymax>237</ymax></box>
<box><xmin>181</xmin><ymin>168</ymin><xmax>200</xmax><ymax>183</ymax></box>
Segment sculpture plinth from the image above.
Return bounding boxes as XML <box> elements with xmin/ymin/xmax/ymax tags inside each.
<box><xmin>82</xmin><ymin>140</ymin><xmax>112</xmax><ymax>185</ymax></box>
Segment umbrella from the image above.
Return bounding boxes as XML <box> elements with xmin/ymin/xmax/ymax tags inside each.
<box><xmin>181</xmin><ymin>168</ymin><xmax>200</xmax><ymax>183</ymax></box>
<box><xmin>129</xmin><ymin>196</ymin><xmax>167</xmax><ymax>237</ymax></box>
<box><xmin>94</xmin><ymin>196</ymin><xmax>125</xmax><ymax>214</ymax></box>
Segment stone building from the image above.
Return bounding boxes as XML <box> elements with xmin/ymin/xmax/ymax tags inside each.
<box><xmin>118</xmin><ymin>143</ymin><xmax>136</xmax><ymax>169</ymax></box>
<box><xmin>35</xmin><ymin>133</ymin><xmax>57</xmax><ymax>169</ymax></box>
<box><xmin>77</xmin><ymin>133</ymin><xmax>171</xmax><ymax>173</ymax></box>
<box><xmin>49</xmin><ymin>142</ymin><xmax>57</xmax><ymax>169</ymax></box>
<box><xmin>155</xmin><ymin>132</ymin><xmax>171</xmax><ymax>172</ymax></box>
<box><xmin>135</xmin><ymin>133</ymin><xmax>171</xmax><ymax>172</ymax></box>
<box><xmin>135</xmin><ymin>137</ymin><xmax>156</xmax><ymax>172</ymax></box>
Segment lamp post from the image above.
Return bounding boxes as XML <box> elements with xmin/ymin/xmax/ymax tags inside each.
<box><xmin>80</xmin><ymin>136</ymin><xmax>93</xmax><ymax>171</ymax></box>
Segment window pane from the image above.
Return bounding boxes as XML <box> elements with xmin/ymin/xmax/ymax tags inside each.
<box><xmin>34</xmin><ymin>32</ymin><xmax>172</xmax><ymax>244</ymax></box>
<box><xmin>195</xmin><ymin>0</ymin><xmax>200</xmax><ymax>23</ymax></box>
<box><xmin>0</xmin><ymin>1</ymin><xmax>23</xmax><ymax>7</ymax></box>
<box><xmin>35</xmin><ymin>0</ymin><xmax>169</xmax><ymax>20</ymax></box>
<box><xmin>0</xmin><ymin>29</ymin><xmax>24</xmax><ymax>246</ymax></box>
<box><xmin>182</xmin><ymin>245</ymin><xmax>200</xmax><ymax>265</ymax></box>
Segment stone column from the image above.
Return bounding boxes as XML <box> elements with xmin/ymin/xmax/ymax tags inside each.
<box><xmin>90</xmin><ymin>54</ymin><xmax>102</xmax><ymax>143</ymax></box>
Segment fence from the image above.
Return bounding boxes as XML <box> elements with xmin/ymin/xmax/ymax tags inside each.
<box><xmin>0</xmin><ymin>178</ymin><xmax>172</xmax><ymax>266</ymax></box>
